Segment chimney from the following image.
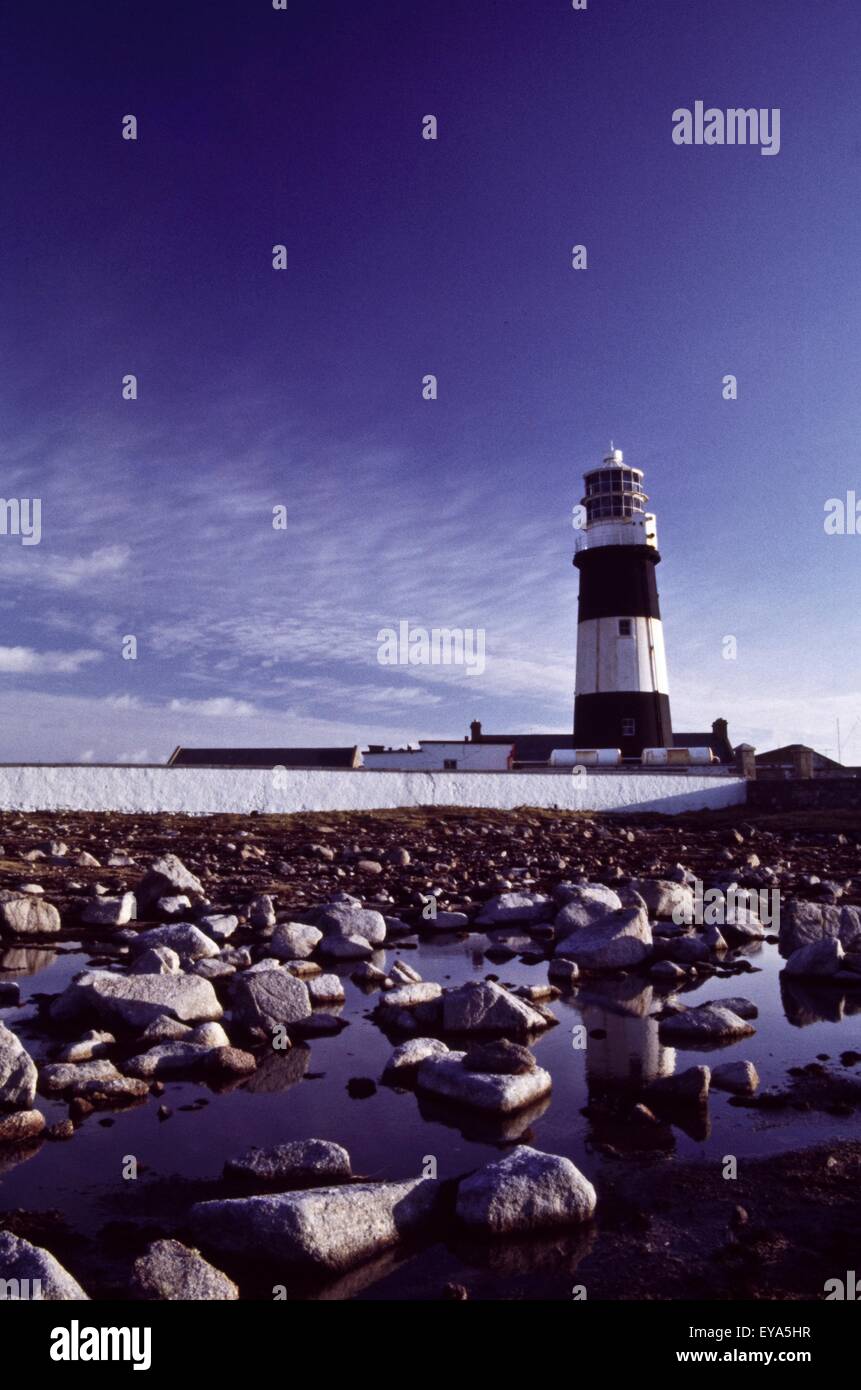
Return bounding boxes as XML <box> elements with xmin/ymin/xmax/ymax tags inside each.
<box><xmin>470</xmin><ymin>720</ymin><xmax>482</xmax><ymax>742</ymax></box>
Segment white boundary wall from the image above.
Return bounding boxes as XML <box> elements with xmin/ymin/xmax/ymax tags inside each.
<box><xmin>0</xmin><ymin>765</ymin><xmax>747</xmax><ymax>816</ymax></box>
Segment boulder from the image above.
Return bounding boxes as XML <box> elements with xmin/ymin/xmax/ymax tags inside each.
<box><xmin>0</xmin><ymin>893</ymin><xmax>61</xmax><ymax>936</ymax></box>
<box><xmin>80</xmin><ymin>893</ymin><xmax>137</xmax><ymax>927</ymax></box>
<box><xmin>422</xmin><ymin>911</ymin><xmax>469</xmax><ymax>931</ymax></box>
<box><xmin>137</xmin><ymin>854</ymin><xmax>205</xmax><ymax>909</ymax></box>
<box><xmin>779</xmin><ymin>900</ymin><xmax>841</xmax><ymax>956</ymax></box>
<box><xmin>416</xmin><ymin>1052</ymin><xmax>552</xmax><ymax>1113</ymax></box>
<box><xmin>0</xmin><ymin>1108</ymin><xmax>45</xmax><ymax>1144</ymax></box>
<box><xmin>270</xmin><ymin>923</ymin><xmax>323</xmax><ymax>961</ymax></box>
<box><xmin>57</xmin><ymin>1030</ymin><xmax>115</xmax><ymax>1063</ymax></box>
<box><xmin>197</xmin><ymin>914</ymin><xmax>238</xmax><ymax>943</ymax></box>
<box><xmin>190</xmin><ymin>1022</ymin><xmax>231</xmax><ymax>1047</ymax></box>
<box><xmin>190</xmin><ymin>1178</ymin><xmax>439</xmax><ymax>1273</ymax></box>
<box><xmin>76</xmin><ymin>1075</ymin><xmax>150</xmax><ymax>1104</ymax></box>
<box><xmin>130</xmin><ymin>1239</ymin><xmax>238</xmax><ymax>1301</ymax></box>
<box><xmin>317</xmin><ymin>936</ymin><xmax>373</xmax><ymax>962</ymax></box>
<box><xmin>555</xmin><ymin>907</ymin><xmax>652</xmax><ymax>971</ymax></box>
<box><xmin>462</xmin><ymin>1040</ymin><xmax>536</xmax><ymax>1075</ymax></box>
<box><xmin>156</xmin><ymin>895</ymin><xmax>192</xmax><ymax>918</ymax></box>
<box><xmin>130</xmin><ymin>946</ymin><xmax>182</xmax><ymax>976</ymax></box>
<box><xmin>225</xmin><ymin>1138</ymin><xmax>352</xmax><ymax>1186</ymax></box>
<box><xmin>0</xmin><ymin>1022</ymin><xmax>38</xmax><ymax>1110</ymax></box>
<box><xmin>441</xmin><ymin>980</ymin><xmax>552</xmax><ymax>1036</ymax></box>
<box><xmin>703</xmin><ymin>996</ymin><xmax>758</xmax><ymax>1020</ymax></box>
<box><xmin>0</xmin><ymin>1232</ymin><xmax>88</xmax><ymax>1299</ymax></box>
<box><xmin>783</xmin><ymin>938</ymin><xmax>844</xmax><ymax>978</ymax></box>
<box><xmin>247</xmin><ymin>895</ymin><xmax>277</xmax><ymax>929</ymax></box>
<box><xmin>39</xmin><ymin>1059</ymin><xmax>121</xmax><ymax>1096</ymax></box>
<box><xmin>382</xmin><ymin>1037</ymin><xmax>450</xmax><ymax>1080</ymax></box>
<box><xmin>379</xmin><ymin>983</ymin><xmax>440</xmax><ymax>1009</ymax></box>
<box><xmin>711</xmin><ymin>1060</ymin><xmax>759</xmax><ymax>1094</ymax></box>
<box><xmin>315</xmin><ymin>903</ymin><xmax>387</xmax><ymax>946</ymax></box>
<box><xmin>554</xmin><ymin>884</ymin><xmax>622</xmax><ymax>936</ymax></box>
<box><xmin>306</xmin><ymin>974</ymin><xmax>346</xmax><ymax>1006</ymax></box>
<box><xmin>50</xmin><ymin>970</ymin><xmax>223</xmax><ymax>1030</ymax></box>
<box><xmin>230</xmin><ymin>967</ymin><xmax>311</xmax><ymax>1033</ymax></box>
<box><xmin>138</xmin><ymin>1016</ymin><xmax>192</xmax><ymax>1044</ymax></box>
<box><xmin>631</xmin><ymin>879</ymin><xmax>694</xmax><ymax>921</ymax></box>
<box><xmin>839</xmin><ymin>906</ymin><xmax>861</xmax><ymax>951</ymax></box>
<box><xmin>124</xmin><ymin>1043</ymin><xmax>222</xmax><ymax>1078</ymax></box>
<box><xmin>659</xmin><ymin>1005</ymin><xmax>756</xmax><ymax>1043</ymax></box>
<box><xmin>475</xmin><ymin>892</ymin><xmax>551</xmax><ymax>927</ymax></box>
<box><xmin>721</xmin><ymin>907</ymin><xmax>765</xmax><ymax>942</ymax></box>
<box><xmin>644</xmin><ymin>1065</ymin><xmax>711</xmax><ymax>1106</ymax></box>
<box><xmin>455</xmin><ymin>1146</ymin><xmax>596</xmax><ymax>1234</ymax></box>
<box><xmin>548</xmin><ymin>958</ymin><xmax>579</xmax><ymax>986</ymax></box>
<box><xmin>131</xmin><ymin>924</ymin><xmax>220</xmax><ymax>965</ymax></box>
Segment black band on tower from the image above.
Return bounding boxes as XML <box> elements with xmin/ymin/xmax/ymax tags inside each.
<box><xmin>574</xmin><ymin>691</ymin><xmax>672</xmax><ymax>756</ymax></box>
<box><xmin>574</xmin><ymin>545</ymin><xmax>662</xmax><ymax>622</ymax></box>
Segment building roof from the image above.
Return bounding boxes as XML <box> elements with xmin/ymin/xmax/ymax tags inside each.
<box><xmin>468</xmin><ymin>718</ymin><xmax>735</xmax><ymax>763</ymax></box>
<box><xmin>167</xmin><ymin>747</ymin><xmax>361</xmax><ymax>769</ymax></box>
<box><xmin>755</xmin><ymin>744</ymin><xmax>844</xmax><ymax>772</ymax></box>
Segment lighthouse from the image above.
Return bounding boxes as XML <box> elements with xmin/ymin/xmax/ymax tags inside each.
<box><xmin>573</xmin><ymin>446</ymin><xmax>672</xmax><ymax>757</ymax></box>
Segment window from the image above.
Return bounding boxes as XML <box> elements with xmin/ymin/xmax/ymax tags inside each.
<box><xmin>618</xmin><ymin>618</ymin><xmax>633</xmax><ymax>637</ymax></box>
<box><xmin>621</xmin><ymin>718</ymin><xmax>636</xmax><ymax>737</ymax></box>
<box><xmin>443</xmin><ymin>758</ymin><xmax>457</xmax><ymax>770</ymax></box>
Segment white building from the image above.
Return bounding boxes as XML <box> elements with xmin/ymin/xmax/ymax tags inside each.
<box><xmin>361</xmin><ymin>740</ymin><xmax>513</xmax><ymax>772</ymax></box>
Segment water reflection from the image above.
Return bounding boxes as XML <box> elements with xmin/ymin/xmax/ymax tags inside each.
<box><xmin>579</xmin><ymin>980</ymin><xmax>675</xmax><ymax>1092</ymax></box>
<box><xmin>0</xmin><ymin>948</ymin><xmax>57</xmax><ymax>975</ymax></box>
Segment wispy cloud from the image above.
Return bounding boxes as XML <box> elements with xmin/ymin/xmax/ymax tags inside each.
<box><xmin>0</xmin><ymin>646</ymin><xmax>102</xmax><ymax>674</ymax></box>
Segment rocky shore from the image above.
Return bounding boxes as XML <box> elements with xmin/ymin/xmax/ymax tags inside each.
<box><xmin>0</xmin><ymin>804</ymin><xmax>859</xmax><ymax>1300</ymax></box>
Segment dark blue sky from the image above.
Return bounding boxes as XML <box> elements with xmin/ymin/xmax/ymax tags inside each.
<box><xmin>2</xmin><ymin>0</ymin><xmax>859</xmax><ymax>761</ymax></box>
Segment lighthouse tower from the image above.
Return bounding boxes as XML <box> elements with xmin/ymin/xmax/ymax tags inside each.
<box><xmin>573</xmin><ymin>446</ymin><xmax>672</xmax><ymax>757</ymax></box>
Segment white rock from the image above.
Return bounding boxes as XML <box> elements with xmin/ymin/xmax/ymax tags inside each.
<box><xmin>137</xmin><ymin>854</ymin><xmax>204</xmax><ymax>908</ymax></box>
<box><xmin>39</xmin><ymin>1059</ymin><xmax>121</xmax><ymax>1095</ymax></box>
<box><xmin>554</xmin><ymin>884</ymin><xmax>622</xmax><ymax>936</ymax></box>
<box><xmin>130</xmin><ymin>1239</ymin><xmax>238</xmax><ymax>1301</ymax></box>
<box><xmin>131</xmin><ymin>924</ymin><xmax>220</xmax><ymax>965</ymax></box>
<box><xmin>270</xmin><ymin>923</ymin><xmax>323</xmax><ymax>961</ymax></box>
<box><xmin>0</xmin><ymin>894</ymin><xmax>61</xmax><ymax>936</ymax></box>
<box><xmin>659</xmin><ymin>1005</ymin><xmax>756</xmax><ymax>1042</ymax></box>
<box><xmin>711</xmin><ymin>1060</ymin><xmax>759</xmax><ymax>1094</ymax></box>
<box><xmin>130</xmin><ymin>946</ymin><xmax>182</xmax><ymax>976</ymax></box>
<box><xmin>416</xmin><ymin>1052</ymin><xmax>552</xmax><ymax>1113</ymax></box>
<box><xmin>307</xmin><ymin>974</ymin><xmax>345</xmax><ymax>1006</ymax></box>
<box><xmin>784</xmin><ymin>938</ymin><xmax>844</xmax><ymax>978</ymax></box>
<box><xmin>0</xmin><ymin>1232</ymin><xmax>88</xmax><ymax>1299</ymax></box>
<box><xmin>224</xmin><ymin>1138</ymin><xmax>352</xmax><ymax>1185</ymax></box>
<box><xmin>475</xmin><ymin>892</ymin><xmax>551</xmax><ymax>926</ymax></box>
<box><xmin>197</xmin><ymin>914</ymin><xmax>238</xmax><ymax>943</ymax></box>
<box><xmin>50</xmin><ymin>970</ymin><xmax>223</xmax><ymax>1030</ymax></box>
<box><xmin>383</xmin><ymin>1037</ymin><xmax>450</xmax><ymax>1078</ymax></box>
<box><xmin>230</xmin><ymin>967</ymin><xmax>311</xmax><ymax>1032</ymax></box>
<box><xmin>0</xmin><ymin>1021</ymin><xmax>38</xmax><ymax>1109</ymax></box>
<box><xmin>81</xmin><ymin>893</ymin><xmax>137</xmax><ymax>927</ymax></box>
<box><xmin>190</xmin><ymin>1178</ymin><xmax>439</xmax><ymax>1272</ymax></box>
<box><xmin>555</xmin><ymin>906</ymin><xmax>652</xmax><ymax>970</ymax></box>
<box><xmin>456</xmin><ymin>1146</ymin><xmax>596</xmax><ymax>1233</ymax></box>
<box><xmin>441</xmin><ymin>980</ymin><xmax>551</xmax><ymax>1036</ymax></box>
